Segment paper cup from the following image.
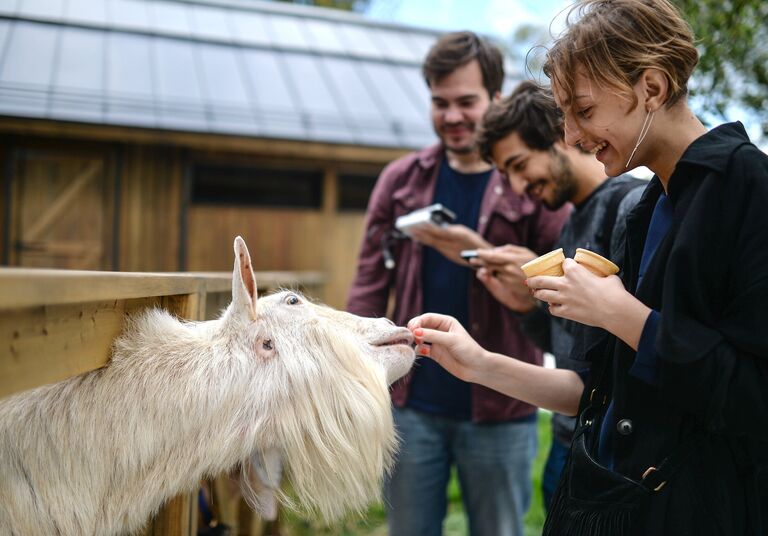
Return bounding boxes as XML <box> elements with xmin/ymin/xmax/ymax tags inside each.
<box><xmin>574</xmin><ymin>248</ymin><xmax>620</xmax><ymax>277</ymax></box>
<box><xmin>521</xmin><ymin>248</ymin><xmax>566</xmax><ymax>278</ymax></box>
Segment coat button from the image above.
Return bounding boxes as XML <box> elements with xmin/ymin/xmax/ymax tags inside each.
<box><xmin>616</xmin><ymin>419</ymin><xmax>633</xmax><ymax>435</ymax></box>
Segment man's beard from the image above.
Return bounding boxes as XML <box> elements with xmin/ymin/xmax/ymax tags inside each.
<box><xmin>438</xmin><ymin>122</ymin><xmax>476</xmax><ymax>155</ymax></box>
<box><xmin>544</xmin><ymin>150</ymin><xmax>578</xmax><ymax>210</ymax></box>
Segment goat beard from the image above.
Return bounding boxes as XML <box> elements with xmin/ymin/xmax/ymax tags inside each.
<box><xmin>254</xmin><ymin>324</ymin><xmax>397</xmax><ymax>522</ymax></box>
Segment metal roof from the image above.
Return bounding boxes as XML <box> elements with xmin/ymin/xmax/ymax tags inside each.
<box><xmin>0</xmin><ymin>0</ymin><xmax>519</xmax><ymax>148</ymax></box>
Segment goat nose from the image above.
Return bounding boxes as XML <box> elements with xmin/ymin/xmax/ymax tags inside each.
<box><xmin>382</xmin><ymin>318</ymin><xmax>395</xmax><ymax>326</ymax></box>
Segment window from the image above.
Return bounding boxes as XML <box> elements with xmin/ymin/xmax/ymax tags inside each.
<box><xmin>337</xmin><ymin>173</ymin><xmax>378</xmax><ymax>211</ymax></box>
<box><xmin>192</xmin><ymin>164</ymin><xmax>323</xmax><ymax>208</ymax></box>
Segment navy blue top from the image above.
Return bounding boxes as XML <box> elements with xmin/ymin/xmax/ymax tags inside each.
<box><xmin>597</xmin><ymin>193</ymin><xmax>673</xmax><ymax>466</ymax></box>
<box><xmin>407</xmin><ymin>158</ymin><xmax>491</xmax><ymax>419</ymax></box>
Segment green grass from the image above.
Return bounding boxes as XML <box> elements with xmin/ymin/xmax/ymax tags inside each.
<box><xmin>281</xmin><ymin>411</ymin><xmax>553</xmax><ymax>536</ymax></box>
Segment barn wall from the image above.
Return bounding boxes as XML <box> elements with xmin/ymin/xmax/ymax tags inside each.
<box><xmin>0</xmin><ymin>121</ymin><xmax>401</xmax><ymax>309</ymax></box>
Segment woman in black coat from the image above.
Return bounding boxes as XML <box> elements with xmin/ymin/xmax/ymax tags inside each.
<box><xmin>408</xmin><ymin>0</ymin><xmax>768</xmax><ymax>533</ymax></box>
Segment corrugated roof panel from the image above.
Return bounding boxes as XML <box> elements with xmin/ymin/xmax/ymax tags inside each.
<box><xmin>321</xmin><ymin>56</ymin><xmax>396</xmax><ymax>146</ymax></box>
<box><xmin>189</xmin><ymin>4</ymin><xmax>233</xmax><ymax>42</ymax></box>
<box><xmin>229</xmin><ymin>10</ymin><xmax>272</xmax><ymax>47</ymax></box>
<box><xmin>198</xmin><ymin>42</ymin><xmax>260</xmax><ymax>134</ymax></box>
<box><xmin>108</xmin><ymin>0</ymin><xmax>150</xmax><ymax>32</ymax></box>
<box><xmin>266</xmin><ymin>14</ymin><xmax>310</xmax><ymax>51</ymax></box>
<box><xmin>240</xmin><ymin>48</ymin><xmax>305</xmax><ymax>139</ymax></box>
<box><xmin>359</xmin><ymin>62</ymin><xmax>433</xmax><ymax>146</ymax></box>
<box><xmin>106</xmin><ymin>33</ymin><xmax>154</xmax><ymax>99</ymax></box>
<box><xmin>66</xmin><ymin>0</ymin><xmax>107</xmax><ymax>26</ymax></box>
<box><xmin>404</xmin><ymin>32</ymin><xmax>435</xmax><ymax>63</ymax></box>
<box><xmin>338</xmin><ymin>24</ymin><xmax>384</xmax><ymax>59</ymax></box>
<box><xmin>148</xmin><ymin>1</ymin><xmax>192</xmax><ymax>38</ymax></box>
<box><xmin>50</xmin><ymin>26</ymin><xmax>104</xmax><ymax>122</ymax></box>
<box><xmin>105</xmin><ymin>32</ymin><xmax>157</xmax><ymax>127</ymax></box>
<box><xmin>0</xmin><ymin>21</ymin><xmax>56</xmax><ymax>117</ymax></box>
<box><xmin>55</xmin><ymin>27</ymin><xmax>103</xmax><ymax>92</ymax></box>
<box><xmin>0</xmin><ymin>0</ymin><xmax>505</xmax><ymax>148</ymax></box>
<box><xmin>372</xmin><ymin>27</ymin><xmax>424</xmax><ymax>64</ymax></box>
<box><xmin>0</xmin><ymin>22</ymin><xmax>54</xmax><ymax>89</ymax></box>
<box><xmin>17</xmin><ymin>0</ymin><xmax>64</xmax><ymax>20</ymax></box>
<box><xmin>281</xmin><ymin>52</ymin><xmax>354</xmax><ymax>143</ymax></box>
<box><xmin>303</xmin><ymin>18</ymin><xmax>347</xmax><ymax>55</ymax></box>
<box><xmin>154</xmin><ymin>38</ymin><xmax>208</xmax><ymax>130</ymax></box>
<box><xmin>395</xmin><ymin>64</ymin><xmax>430</xmax><ymax>110</ymax></box>
<box><xmin>0</xmin><ymin>17</ymin><xmax>9</xmax><ymax>46</ymax></box>
<box><xmin>0</xmin><ymin>0</ymin><xmax>17</xmax><ymax>15</ymax></box>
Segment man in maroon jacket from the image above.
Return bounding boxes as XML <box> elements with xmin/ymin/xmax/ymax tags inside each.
<box><xmin>346</xmin><ymin>32</ymin><xmax>568</xmax><ymax>536</ymax></box>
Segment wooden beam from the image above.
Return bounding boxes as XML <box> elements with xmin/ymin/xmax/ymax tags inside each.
<box><xmin>0</xmin><ymin>118</ymin><xmax>410</xmax><ymax>166</ymax></box>
<box><xmin>0</xmin><ymin>296</ymin><xmax>160</xmax><ymax>399</ymax></box>
<box><xmin>0</xmin><ymin>269</ymin><xmax>324</xmax><ymax>310</ymax></box>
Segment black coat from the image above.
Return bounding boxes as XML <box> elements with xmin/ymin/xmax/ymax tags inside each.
<box><xmin>581</xmin><ymin>122</ymin><xmax>768</xmax><ymax>535</ymax></box>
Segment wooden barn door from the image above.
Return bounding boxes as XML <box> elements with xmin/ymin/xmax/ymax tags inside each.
<box><xmin>7</xmin><ymin>147</ymin><xmax>117</xmax><ymax>270</ymax></box>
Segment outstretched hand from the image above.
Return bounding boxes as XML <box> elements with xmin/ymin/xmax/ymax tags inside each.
<box><xmin>407</xmin><ymin>313</ymin><xmax>488</xmax><ymax>383</ymax></box>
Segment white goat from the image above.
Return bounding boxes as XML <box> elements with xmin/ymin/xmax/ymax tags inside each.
<box><xmin>0</xmin><ymin>236</ymin><xmax>415</xmax><ymax>536</ymax></box>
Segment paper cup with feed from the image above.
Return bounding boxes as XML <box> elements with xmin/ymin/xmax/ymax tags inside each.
<box><xmin>520</xmin><ymin>248</ymin><xmax>566</xmax><ymax>278</ymax></box>
<box><xmin>573</xmin><ymin>248</ymin><xmax>620</xmax><ymax>277</ymax></box>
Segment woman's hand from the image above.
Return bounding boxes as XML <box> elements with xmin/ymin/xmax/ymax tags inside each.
<box><xmin>527</xmin><ymin>258</ymin><xmax>651</xmax><ymax>349</ymax></box>
<box><xmin>407</xmin><ymin>313</ymin><xmax>489</xmax><ymax>383</ymax></box>
<box><xmin>409</xmin><ymin>311</ymin><xmax>585</xmax><ymax>414</ymax></box>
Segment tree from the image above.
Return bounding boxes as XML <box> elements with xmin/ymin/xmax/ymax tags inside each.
<box><xmin>508</xmin><ymin>1</ymin><xmax>768</xmax><ymax>139</ymax></box>
<box><xmin>672</xmin><ymin>0</ymin><xmax>768</xmax><ymax>137</ymax></box>
<box><xmin>271</xmin><ymin>0</ymin><xmax>370</xmax><ymax>12</ymax></box>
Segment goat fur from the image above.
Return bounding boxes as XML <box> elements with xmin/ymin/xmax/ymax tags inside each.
<box><xmin>0</xmin><ymin>237</ymin><xmax>415</xmax><ymax>535</ymax></box>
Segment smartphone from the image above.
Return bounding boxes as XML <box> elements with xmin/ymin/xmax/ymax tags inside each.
<box><xmin>460</xmin><ymin>249</ymin><xmax>479</xmax><ymax>261</ymax></box>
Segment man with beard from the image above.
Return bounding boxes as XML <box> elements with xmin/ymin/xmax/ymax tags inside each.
<box><xmin>347</xmin><ymin>33</ymin><xmax>568</xmax><ymax>536</ymax></box>
<box><xmin>474</xmin><ymin>80</ymin><xmax>645</xmax><ymax>511</ymax></box>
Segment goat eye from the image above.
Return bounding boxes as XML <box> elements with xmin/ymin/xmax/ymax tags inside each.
<box><xmin>285</xmin><ymin>294</ymin><xmax>300</xmax><ymax>305</ymax></box>
<box><xmin>262</xmin><ymin>339</ymin><xmax>273</xmax><ymax>350</ymax></box>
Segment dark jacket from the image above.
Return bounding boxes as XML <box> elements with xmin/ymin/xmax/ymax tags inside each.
<box><xmin>347</xmin><ymin>144</ymin><xmax>569</xmax><ymax>422</ymax></box>
<box><xmin>523</xmin><ymin>175</ymin><xmax>644</xmax><ymax>446</ymax></box>
<box><xmin>583</xmin><ymin>122</ymin><xmax>768</xmax><ymax>535</ymax></box>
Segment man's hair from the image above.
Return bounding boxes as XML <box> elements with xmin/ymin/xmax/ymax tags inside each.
<box><xmin>422</xmin><ymin>31</ymin><xmax>504</xmax><ymax>98</ymax></box>
<box><xmin>543</xmin><ymin>0</ymin><xmax>698</xmax><ymax>114</ymax></box>
<box><xmin>477</xmin><ymin>81</ymin><xmax>564</xmax><ymax>163</ymax></box>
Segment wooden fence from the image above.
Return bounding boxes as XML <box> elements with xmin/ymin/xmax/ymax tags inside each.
<box><xmin>0</xmin><ymin>267</ymin><xmax>324</xmax><ymax>535</ymax></box>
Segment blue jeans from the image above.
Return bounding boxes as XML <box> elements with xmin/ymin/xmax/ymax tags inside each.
<box><xmin>542</xmin><ymin>434</ymin><xmax>570</xmax><ymax>512</ymax></box>
<box><xmin>384</xmin><ymin>406</ymin><xmax>538</xmax><ymax>536</ymax></box>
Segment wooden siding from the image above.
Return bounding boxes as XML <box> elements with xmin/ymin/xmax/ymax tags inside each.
<box><xmin>118</xmin><ymin>145</ymin><xmax>184</xmax><ymax>272</ymax></box>
<box><xmin>0</xmin><ymin>119</ymin><xmax>403</xmax><ymax>309</ymax></box>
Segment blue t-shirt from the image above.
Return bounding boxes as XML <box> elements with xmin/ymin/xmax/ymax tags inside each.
<box><xmin>407</xmin><ymin>158</ymin><xmax>491</xmax><ymax>419</ymax></box>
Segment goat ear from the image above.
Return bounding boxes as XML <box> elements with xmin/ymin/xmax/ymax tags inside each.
<box><xmin>232</xmin><ymin>236</ymin><xmax>257</xmax><ymax>320</ymax></box>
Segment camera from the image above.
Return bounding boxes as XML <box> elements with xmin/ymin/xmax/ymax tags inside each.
<box><xmin>395</xmin><ymin>204</ymin><xmax>456</xmax><ymax>236</ymax></box>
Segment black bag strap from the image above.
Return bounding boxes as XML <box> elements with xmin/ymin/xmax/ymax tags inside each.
<box><xmin>601</xmin><ymin>178</ymin><xmax>647</xmax><ymax>253</ymax></box>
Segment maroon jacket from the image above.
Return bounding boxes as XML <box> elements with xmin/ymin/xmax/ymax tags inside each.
<box><xmin>347</xmin><ymin>144</ymin><xmax>569</xmax><ymax>422</ymax></box>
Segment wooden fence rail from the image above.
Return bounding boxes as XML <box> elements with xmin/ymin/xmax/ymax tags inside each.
<box><xmin>0</xmin><ymin>267</ymin><xmax>325</xmax><ymax>535</ymax></box>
